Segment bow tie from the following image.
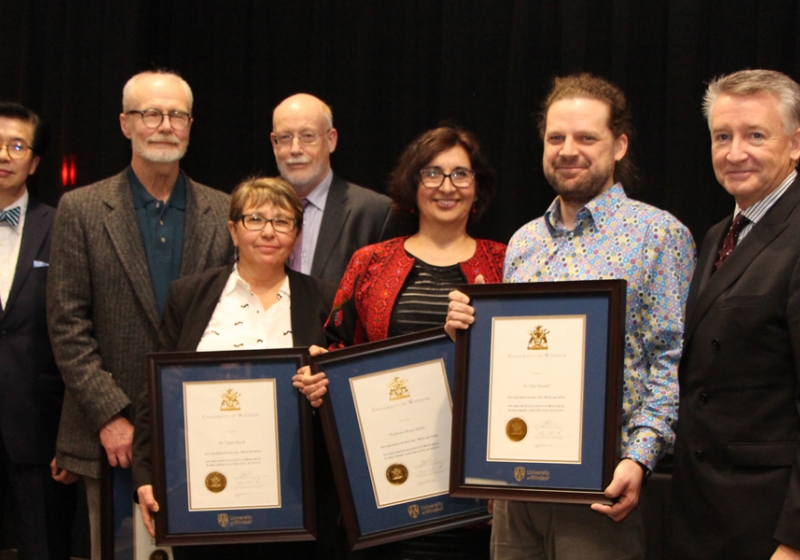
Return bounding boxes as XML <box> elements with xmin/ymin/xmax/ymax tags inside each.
<box><xmin>0</xmin><ymin>207</ymin><xmax>21</xmax><ymax>227</ymax></box>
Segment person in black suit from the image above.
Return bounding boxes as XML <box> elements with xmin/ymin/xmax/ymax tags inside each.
<box><xmin>271</xmin><ymin>93</ymin><xmax>402</xmax><ymax>286</ymax></box>
<box><xmin>132</xmin><ymin>176</ymin><xmax>342</xmax><ymax>559</ymax></box>
<box><xmin>670</xmin><ymin>69</ymin><xmax>800</xmax><ymax>559</ymax></box>
<box><xmin>0</xmin><ymin>101</ymin><xmax>75</xmax><ymax>559</ymax></box>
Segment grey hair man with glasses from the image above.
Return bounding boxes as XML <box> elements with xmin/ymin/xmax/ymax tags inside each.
<box><xmin>271</xmin><ymin>93</ymin><xmax>400</xmax><ymax>286</ymax></box>
<box><xmin>46</xmin><ymin>70</ymin><xmax>232</xmax><ymax>558</ymax></box>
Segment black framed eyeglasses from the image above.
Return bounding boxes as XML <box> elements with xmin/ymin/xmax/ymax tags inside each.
<box><xmin>0</xmin><ymin>141</ymin><xmax>32</xmax><ymax>160</ymax></box>
<box><xmin>238</xmin><ymin>214</ymin><xmax>297</xmax><ymax>233</ymax></box>
<box><xmin>272</xmin><ymin>130</ymin><xmax>330</xmax><ymax>147</ymax></box>
<box><xmin>419</xmin><ymin>167</ymin><xmax>476</xmax><ymax>188</ymax></box>
<box><xmin>127</xmin><ymin>109</ymin><xmax>192</xmax><ymax>131</ymax></box>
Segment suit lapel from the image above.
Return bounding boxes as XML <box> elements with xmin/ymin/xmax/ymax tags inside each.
<box><xmin>287</xmin><ymin>269</ymin><xmax>318</xmax><ymax>346</ymax></box>
<box><xmin>180</xmin><ymin>268</ymin><xmax>231</xmax><ymax>350</ymax></box>
<box><xmin>102</xmin><ymin>173</ymin><xmax>160</xmax><ymax>329</ymax></box>
<box><xmin>311</xmin><ymin>175</ymin><xmax>349</xmax><ymax>278</ymax></box>
<box><xmin>684</xmin><ymin>178</ymin><xmax>800</xmax><ymax>343</ymax></box>
<box><xmin>181</xmin><ymin>177</ymin><xmax>215</xmax><ymax>277</ymax></box>
<box><xmin>4</xmin><ymin>199</ymin><xmax>51</xmax><ymax>318</ymax></box>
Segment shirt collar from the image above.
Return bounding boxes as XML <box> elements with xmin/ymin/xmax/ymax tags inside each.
<box><xmin>128</xmin><ymin>167</ymin><xmax>187</xmax><ymax>210</ymax></box>
<box><xmin>544</xmin><ymin>183</ymin><xmax>627</xmax><ymax>235</ymax></box>
<box><xmin>737</xmin><ymin>169</ymin><xmax>797</xmax><ymax>224</ymax></box>
<box><xmin>2</xmin><ymin>188</ymin><xmax>28</xmax><ymax>217</ymax></box>
<box><xmin>225</xmin><ymin>264</ymin><xmax>291</xmax><ymax>299</ymax></box>
<box><xmin>304</xmin><ymin>169</ymin><xmax>333</xmax><ymax>211</ymax></box>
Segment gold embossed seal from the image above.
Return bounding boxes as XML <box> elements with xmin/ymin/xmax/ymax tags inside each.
<box><xmin>506</xmin><ymin>418</ymin><xmax>527</xmax><ymax>442</ymax></box>
<box><xmin>386</xmin><ymin>464</ymin><xmax>409</xmax><ymax>485</ymax></box>
<box><xmin>205</xmin><ymin>471</ymin><xmax>227</xmax><ymax>493</ymax></box>
<box><xmin>150</xmin><ymin>551</ymin><xmax>170</xmax><ymax>560</ymax></box>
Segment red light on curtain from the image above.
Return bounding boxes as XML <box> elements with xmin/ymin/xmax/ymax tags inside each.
<box><xmin>61</xmin><ymin>155</ymin><xmax>77</xmax><ymax>187</ymax></box>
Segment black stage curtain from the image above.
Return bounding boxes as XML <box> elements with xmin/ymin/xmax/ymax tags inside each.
<box><xmin>2</xmin><ymin>0</ymin><xmax>800</xmax><ymax>244</ymax></box>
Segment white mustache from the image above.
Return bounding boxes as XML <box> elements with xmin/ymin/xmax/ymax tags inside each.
<box><xmin>147</xmin><ymin>135</ymin><xmax>180</xmax><ymax>145</ymax></box>
<box><xmin>286</xmin><ymin>157</ymin><xmax>311</xmax><ymax>165</ymax></box>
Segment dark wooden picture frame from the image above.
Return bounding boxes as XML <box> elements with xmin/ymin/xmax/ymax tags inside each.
<box><xmin>311</xmin><ymin>329</ymin><xmax>491</xmax><ymax>550</ymax></box>
<box><xmin>449</xmin><ymin>280</ymin><xmax>626</xmax><ymax>505</ymax></box>
<box><xmin>147</xmin><ymin>348</ymin><xmax>316</xmax><ymax>546</ymax></box>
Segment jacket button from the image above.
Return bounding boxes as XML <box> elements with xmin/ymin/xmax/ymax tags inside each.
<box><xmin>699</xmin><ymin>393</ymin><xmax>709</xmax><ymax>405</ymax></box>
<box><xmin>711</xmin><ymin>339</ymin><xmax>720</xmax><ymax>351</ymax></box>
<box><xmin>695</xmin><ymin>450</ymin><xmax>704</xmax><ymax>461</ymax></box>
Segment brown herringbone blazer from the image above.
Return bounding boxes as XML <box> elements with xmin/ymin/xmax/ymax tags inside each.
<box><xmin>47</xmin><ymin>169</ymin><xmax>233</xmax><ymax>477</ymax></box>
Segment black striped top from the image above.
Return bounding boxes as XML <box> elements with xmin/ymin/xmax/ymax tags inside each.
<box><xmin>388</xmin><ymin>256</ymin><xmax>466</xmax><ymax>337</ymax></box>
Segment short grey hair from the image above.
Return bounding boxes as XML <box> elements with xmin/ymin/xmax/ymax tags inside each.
<box><xmin>703</xmin><ymin>69</ymin><xmax>800</xmax><ymax>135</ymax></box>
<box><xmin>122</xmin><ymin>70</ymin><xmax>194</xmax><ymax>112</ymax></box>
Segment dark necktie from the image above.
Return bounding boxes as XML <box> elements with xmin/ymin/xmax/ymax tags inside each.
<box><xmin>714</xmin><ymin>213</ymin><xmax>750</xmax><ymax>270</ymax></box>
<box><xmin>0</xmin><ymin>206</ymin><xmax>21</xmax><ymax>227</ymax></box>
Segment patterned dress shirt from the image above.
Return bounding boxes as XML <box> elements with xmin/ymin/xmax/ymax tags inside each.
<box><xmin>504</xmin><ymin>184</ymin><xmax>696</xmax><ymax>470</ymax></box>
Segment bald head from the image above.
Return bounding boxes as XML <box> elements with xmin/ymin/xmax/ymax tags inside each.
<box><xmin>271</xmin><ymin>93</ymin><xmax>338</xmax><ymax>196</ymax></box>
<box><xmin>272</xmin><ymin>94</ymin><xmax>333</xmax><ymax>130</ymax></box>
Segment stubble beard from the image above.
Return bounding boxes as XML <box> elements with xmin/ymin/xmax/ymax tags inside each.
<box><xmin>545</xmin><ymin>164</ymin><xmax>614</xmax><ymax>207</ymax></box>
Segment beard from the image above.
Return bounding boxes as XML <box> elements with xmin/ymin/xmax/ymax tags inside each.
<box><xmin>544</xmin><ymin>158</ymin><xmax>615</xmax><ymax>206</ymax></box>
<box><xmin>132</xmin><ymin>134</ymin><xmax>188</xmax><ymax>163</ymax></box>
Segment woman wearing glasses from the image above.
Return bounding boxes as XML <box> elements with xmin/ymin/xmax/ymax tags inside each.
<box><xmin>319</xmin><ymin>125</ymin><xmax>505</xmax><ymax>348</ymax></box>
<box><xmin>295</xmin><ymin>125</ymin><xmax>505</xmax><ymax>559</ymax></box>
<box><xmin>133</xmin><ymin>176</ymin><xmax>341</xmax><ymax>559</ymax></box>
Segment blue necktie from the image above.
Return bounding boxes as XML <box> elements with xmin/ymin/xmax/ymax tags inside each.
<box><xmin>0</xmin><ymin>207</ymin><xmax>21</xmax><ymax>227</ymax></box>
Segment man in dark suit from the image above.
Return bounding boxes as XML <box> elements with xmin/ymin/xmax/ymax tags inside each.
<box><xmin>271</xmin><ymin>93</ymin><xmax>399</xmax><ymax>286</ymax></box>
<box><xmin>47</xmin><ymin>71</ymin><xmax>232</xmax><ymax>558</ymax></box>
<box><xmin>0</xmin><ymin>101</ymin><xmax>75</xmax><ymax>559</ymax></box>
<box><xmin>671</xmin><ymin>69</ymin><xmax>800</xmax><ymax>559</ymax></box>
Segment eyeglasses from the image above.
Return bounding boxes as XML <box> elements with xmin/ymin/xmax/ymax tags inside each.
<box><xmin>127</xmin><ymin>109</ymin><xmax>192</xmax><ymax>131</ymax></box>
<box><xmin>0</xmin><ymin>141</ymin><xmax>32</xmax><ymax>160</ymax></box>
<box><xmin>419</xmin><ymin>167</ymin><xmax>476</xmax><ymax>189</ymax></box>
<box><xmin>238</xmin><ymin>214</ymin><xmax>297</xmax><ymax>233</ymax></box>
<box><xmin>272</xmin><ymin>130</ymin><xmax>329</xmax><ymax>148</ymax></box>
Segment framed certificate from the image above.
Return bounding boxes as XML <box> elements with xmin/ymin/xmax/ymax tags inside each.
<box><xmin>147</xmin><ymin>348</ymin><xmax>316</xmax><ymax>545</ymax></box>
<box><xmin>311</xmin><ymin>329</ymin><xmax>490</xmax><ymax>550</ymax></box>
<box><xmin>450</xmin><ymin>280</ymin><xmax>626</xmax><ymax>504</ymax></box>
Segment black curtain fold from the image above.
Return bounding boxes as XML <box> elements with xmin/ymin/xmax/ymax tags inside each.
<box><xmin>3</xmin><ymin>0</ymin><xmax>800</xmax><ymax>244</ymax></box>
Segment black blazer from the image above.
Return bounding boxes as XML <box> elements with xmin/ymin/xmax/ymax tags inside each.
<box><xmin>671</xmin><ymin>177</ymin><xmax>800</xmax><ymax>558</ymax></box>
<box><xmin>311</xmin><ymin>174</ymin><xmax>400</xmax><ymax>286</ymax></box>
<box><xmin>0</xmin><ymin>198</ymin><xmax>64</xmax><ymax>465</ymax></box>
<box><xmin>132</xmin><ymin>265</ymin><xmax>335</xmax><ymax>489</ymax></box>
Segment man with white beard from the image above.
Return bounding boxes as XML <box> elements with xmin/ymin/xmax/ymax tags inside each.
<box><xmin>47</xmin><ymin>70</ymin><xmax>232</xmax><ymax>558</ymax></box>
<box><xmin>271</xmin><ymin>93</ymin><xmax>398</xmax><ymax>286</ymax></box>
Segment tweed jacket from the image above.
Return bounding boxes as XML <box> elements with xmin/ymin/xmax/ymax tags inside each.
<box><xmin>47</xmin><ymin>168</ymin><xmax>233</xmax><ymax>477</ymax></box>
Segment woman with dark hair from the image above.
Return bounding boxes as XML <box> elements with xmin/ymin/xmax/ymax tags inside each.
<box><xmin>295</xmin><ymin>125</ymin><xmax>505</xmax><ymax>559</ymax></box>
<box><xmin>323</xmin><ymin>125</ymin><xmax>505</xmax><ymax>347</ymax></box>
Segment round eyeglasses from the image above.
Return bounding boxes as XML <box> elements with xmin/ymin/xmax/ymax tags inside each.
<box><xmin>238</xmin><ymin>214</ymin><xmax>297</xmax><ymax>233</ymax></box>
<box><xmin>419</xmin><ymin>167</ymin><xmax>476</xmax><ymax>188</ymax></box>
<box><xmin>272</xmin><ymin>131</ymin><xmax>330</xmax><ymax>148</ymax></box>
<box><xmin>0</xmin><ymin>141</ymin><xmax>32</xmax><ymax>160</ymax></box>
<box><xmin>127</xmin><ymin>109</ymin><xmax>192</xmax><ymax>131</ymax></box>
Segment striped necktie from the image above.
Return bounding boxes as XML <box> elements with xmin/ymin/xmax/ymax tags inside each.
<box><xmin>0</xmin><ymin>206</ymin><xmax>21</xmax><ymax>227</ymax></box>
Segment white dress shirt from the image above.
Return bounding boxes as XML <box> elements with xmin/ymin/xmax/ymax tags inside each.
<box><xmin>0</xmin><ymin>189</ymin><xmax>28</xmax><ymax>307</ymax></box>
<box><xmin>196</xmin><ymin>265</ymin><xmax>294</xmax><ymax>351</ymax></box>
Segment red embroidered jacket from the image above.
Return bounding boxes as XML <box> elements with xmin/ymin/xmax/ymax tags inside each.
<box><xmin>325</xmin><ymin>236</ymin><xmax>507</xmax><ymax>347</ymax></box>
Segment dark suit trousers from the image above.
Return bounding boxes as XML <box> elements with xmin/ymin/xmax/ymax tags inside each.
<box><xmin>0</xmin><ymin>431</ymin><xmax>76</xmax><ymax>560</ymax></box>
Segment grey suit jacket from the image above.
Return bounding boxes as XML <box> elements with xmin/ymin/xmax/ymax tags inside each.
<box><xmin>47</xmin><ymin>168</ymin><xmax>233</xmax><ymax>477</ymax></box>
<box><xmin>310</xmin><ymin>174</ymin><xmax>401</xmax><ymax>286</ymax></box>
<box><xmin>671</xmin><ymin>176</ymin><xmax>800</xmax><ymax>558</ymax></box>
